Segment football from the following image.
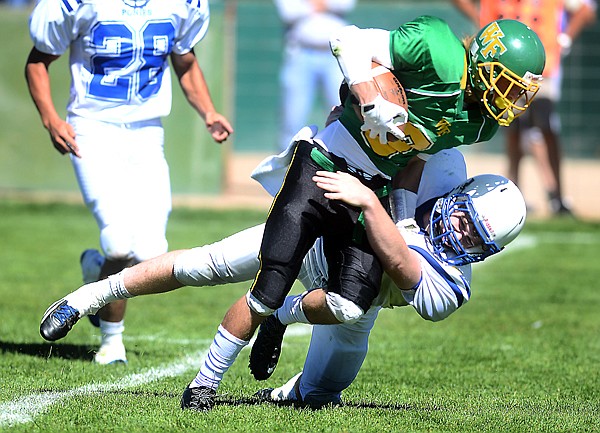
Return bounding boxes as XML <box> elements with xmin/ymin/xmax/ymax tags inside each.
<box><xmin>350</xmin><ymin>62</ymin><xmax>408</xmax><ymax>142</ymax></box>
<box><xmin>370</xmin><ymin>61</ymin><xmax>408</xmax><ymax>112</ymax></box>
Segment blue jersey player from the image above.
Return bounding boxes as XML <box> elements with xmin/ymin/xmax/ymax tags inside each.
<box><xmin>25</xmin><ymin>0</ymin><xmax>233</xmax><ymax>364</ymax></box>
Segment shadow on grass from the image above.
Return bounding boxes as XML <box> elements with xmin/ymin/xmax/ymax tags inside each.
<box><xmin>217</xmin><ymin>394</ymin><xmax>424</xmax><ymax>411</ymax></box>
<box><xmin>0</xmin><ymin>340</ymin><xmax>96</xmax><ymax>361</ymax></box>
<box><xmin>30</xmin><ymin>388</ymin><xmax>439</xmax><ymax>412</ymax></box>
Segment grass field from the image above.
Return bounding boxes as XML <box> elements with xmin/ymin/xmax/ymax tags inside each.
<box><xmin>0</xmin><ymin>201</ymin><xmax>599</xmax><ymax>433</ymax></box>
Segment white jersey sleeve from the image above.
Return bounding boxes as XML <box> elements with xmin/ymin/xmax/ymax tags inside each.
<box><xmin>379</xmin><ymin>227</ymin><xmax>471</xmax><ymax>322</ymax></box>
<box><xmin>173</xmin><ymin>0</ymin><xmax>210</xmax><ymax>55</ymax></box>
<box><xmin>402</xmin><ymin>244</ymin><xmax>471</xmax><ymax>321</ymax></box>
<box><xmin>29</xmin><ymin>0</ymin><xmax>78</xmax><ymax>55</ymax></box>
<box><xmin>28</xmin><ymin>0</ymin><xmax>210</xmax><ymax>123</ymax></box>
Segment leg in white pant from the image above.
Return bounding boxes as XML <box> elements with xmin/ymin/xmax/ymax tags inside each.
<box><xmin>297</xmin><ymin>306</ymin><xmax>381</xmax><ymax>407</ymax></box>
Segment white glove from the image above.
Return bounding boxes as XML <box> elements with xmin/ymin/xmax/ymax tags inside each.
<box><xmin>360</xmin><ymin>94</ymin><xmax>408</xmax><ymax>144</ymax></box>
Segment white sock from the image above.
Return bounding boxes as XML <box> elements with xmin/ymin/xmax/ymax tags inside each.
<box><xmin>191</xmin><ymin>325</ymin><xmax>249</xmax><ymax>390</ymax></box>
<box><xmin>65</xmin><ymin>271</ymin><xmax>132</xmax><ymax>317</ymax></box>
<box><xmin>106</xmin><ymin>271</ymin><xmax>134</xmax><ymax>300</ymax></box>
<box><xmin>275</xmin><ymin>294</ymin><xmax>309</xmax><ymax>325</ymax></box>
<box><xmin>99</xmin><ymin>319</ymin><xmax>125</xmax><ymax>347</ymax></box>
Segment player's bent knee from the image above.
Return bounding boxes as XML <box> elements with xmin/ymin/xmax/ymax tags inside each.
<box><xmin>100</xmin><ymin>225</ymin><xmax>134</xmax><ymax>261</ymax></box>
<box><xmin>325</xmin><ymin>292</ymin><xmax>364</xmax><ymax>323</ymax></box>
<box><xmin>173</xmin><ymin>246</ymin><xmax>221</xmax><ymax>287</ymax></box>
<box><xmin>131</xmin><ymin>237</ymin><xmax>168</xmax><ymax>262</ymax></box>
<box><xmin>246</xmin><ymin>291</ymin><xmax>276</xmax><ymax>316</ymax></box>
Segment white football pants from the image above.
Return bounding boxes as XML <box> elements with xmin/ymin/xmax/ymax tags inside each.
<box><xmin>69</xmin><ymin>115</ymin><xmax>171</xmax><ymax>262</ymax></box>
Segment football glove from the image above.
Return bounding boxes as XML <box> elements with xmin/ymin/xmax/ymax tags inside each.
<box><xmin>360</xmin><ymin>94</ymin><xmax>408</xmax><ymax>144</ymax></box>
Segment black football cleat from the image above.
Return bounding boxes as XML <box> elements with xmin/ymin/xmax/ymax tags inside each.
<box><xmin>253</xmin><ymin>388</ymin><xmax>275</xmax><ymax>402</ymax></box>
<box><xmin>40</xmin><ymin>299</ymin><xmax>80</xmax><ymax>341</ymax></box>
<box><xmin>249</xmin><ymin>314</ymin><xmax>287</xmax><ymax>380</ymax></box>
<box><xmin>181</xmin><ymin>386</ymin><xmax>217</xmax><ymax>412</ymax></box>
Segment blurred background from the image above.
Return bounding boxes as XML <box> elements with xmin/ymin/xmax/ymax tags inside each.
<box><xmin>1</xmin><ymin>0</ymin><xmax>599</xmax><ymax>217</ymax></box>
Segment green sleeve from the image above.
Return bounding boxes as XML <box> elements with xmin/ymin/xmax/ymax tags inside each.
<box><xmin>389</xmin><ymin>15</ymin><xmax>466</xmax><ymax>91</ymax></box>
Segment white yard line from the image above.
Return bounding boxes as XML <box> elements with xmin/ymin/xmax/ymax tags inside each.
<box><xmin>0</xmin><ymin>324</ymin><xmax>312</xmax><ymax>427</ymax></box>
<box><xmin>0</xmin><ymin>349</ymin><xmax>206</xmax><ymax>427</ymax></box>
<box><xmin>477</xmin><ymin>234</ymin><xmax>537</xmax><ymax>266</ymax></box>
<box><xmin>527</xmin><ymin>232</ymin><xmax>600</xmax><ymax>244</ymax></box>
<box><xmin>479</xmin><ymin>231</ymin><xmax>600</xmax><ymax>266</ymax></box>
<box><xmin>4</xmin><ymin>230</ymin><xmax>591</xmax><ymax>427</ymax></box>
<box><xmin>124</xmin><ymin>323</ymin><xmax>312</xmax><ymax>346</ymax></box>
<box><xmin>8</xmin><ymin>229</ymin><xmax>593</xmax><ymax>427</ymax></box>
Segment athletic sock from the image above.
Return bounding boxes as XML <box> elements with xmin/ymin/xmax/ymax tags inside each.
<box><xmin>106</xmin><ymin>271</ymin><xmax>134</xmax><ymax>300</ymax></box>
<box><xmin>191</xmin><ymin>325</ymin><xmax>249</xmax><ymax>390</ymax></box>
<box><xmin>98</xmin><ymin>319</ymin><xmax>125</xmax><ymax>347</ymax></box>
<box><xmin>275</xmin><ymin>294</ymin><xmax>309</xmax><ymax>326</ymax></box>
<box><xmin>64</xmin><ymin>271</ymin><xmax>132</xmax><ymax>317</ymax></box>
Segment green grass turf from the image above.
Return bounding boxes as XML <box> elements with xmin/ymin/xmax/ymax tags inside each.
<box><xmin>0</xmin><ymin>201</ymin><xmax>599</xmax><ymax>432</ymax></box>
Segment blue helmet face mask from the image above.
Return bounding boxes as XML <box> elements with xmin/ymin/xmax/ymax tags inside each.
<box><xmin>426</xmin><ymin>174</ymin><xmax>527</xmax><ymax>267</ymax></box>
<box><xmin>428</xmin><ymin>191</ymin><xmax>500</xmax><ymax>266</ymax></box>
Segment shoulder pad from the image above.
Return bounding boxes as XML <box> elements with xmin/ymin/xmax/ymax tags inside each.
<box><xmin>61</xmin><ymin>0</ymin><xmax>83</xmax><ymax>13</ymax></box>
<box><xmin>185</xmin><ymin>0</ymin><xmax>205</xmax><ymax>9</ymax></box>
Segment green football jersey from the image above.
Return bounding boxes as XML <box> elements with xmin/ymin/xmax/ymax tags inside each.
<box><xmin>339</xmin><ymin>15</ymin><xmax>499</xmax><ymax>177</ymax></box>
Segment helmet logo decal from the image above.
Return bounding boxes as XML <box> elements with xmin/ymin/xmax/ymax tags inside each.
<box><xmin>483</xmin><ymin>217</ymin><xmax>495</xmax><ymax>237</ymax></box>
<box><xmin>435</xmin><ymin>119</ymin><xmax>451</xmax><ymax>136</ymax></box>
<box><xmin>479</xmin><ymin>22</ymin><xmax>507</xmax><ymax>59</ymax></box>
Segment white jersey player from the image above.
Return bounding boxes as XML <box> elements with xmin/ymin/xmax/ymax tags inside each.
<box><xmin>40</xmin><ymin>148</ymin><xmax>527</xmax><ymax>410</ymax></box>
<box><xmin>26</xmin><ymin>0</ymin><xmax>232</xmax><ymax>364</ymax></box>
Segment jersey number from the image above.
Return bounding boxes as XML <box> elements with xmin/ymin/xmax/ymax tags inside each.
<box><xmin>362</xmin><ymin>122</ymin><xmax>434</xmax><ymax>156</ymax></box>
<box><xmin>89</xmin><ymin>21</ymin><xmax>175</xmax><ymax>102</ymax></box>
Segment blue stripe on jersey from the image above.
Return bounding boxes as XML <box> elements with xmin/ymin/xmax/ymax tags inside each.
<box><xmin>409</xmin><ymin>245</ymin><xmax>469</xmax><ymax>307</ymax></box>
<box><xmin>187</xmin><ymin>0</ymin><xmax>202</xmax><ymax>8</ymax></box>
<box><xmin>61</xmin><ymin>0</ymin><xmax>81</xmax><ymax>13</ymax></box>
